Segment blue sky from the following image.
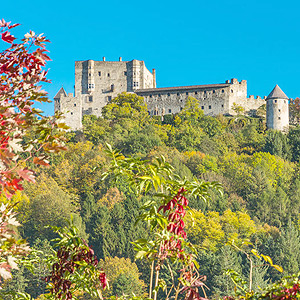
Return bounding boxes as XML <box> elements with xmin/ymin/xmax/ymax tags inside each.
<box><xmin>2</xmin><ymin>0</ymin><xmax>300</xmax><ymax>115</ymax></box>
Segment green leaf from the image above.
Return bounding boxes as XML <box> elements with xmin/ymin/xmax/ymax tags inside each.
<box><xmin>261</xmin><ymin>254</ymin><xmax>273</xmax><ymax>265</ymax></box>
<box><xmin>135</xmin><ymin>250</ymin><xmax>147</xmax><ymax>259</ymax></box>
<box><xmin>251</xmin><ymin>249</ymin><xmax>261</xmax><ymax>259</ymax></box>
<box><xmin>272</xmin><ymin>264</ymin><xmax>283</xmax><ymax>272</ymax></box>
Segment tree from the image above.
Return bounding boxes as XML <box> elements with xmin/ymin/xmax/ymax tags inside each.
<box><xmin>0</xmin><ymin>19</ymin><xmax>66</xmax><ymax>198</ymax></box>
<box><xmin>232</xmin><ymin>102</ymin><xmax>245</xmax><ymax>115</ymax></box>
<box><xmin>278</xmin><ymin>222</ymin><xmax>300</xmax><ymax>275</ymax></box>
<box><xmin>178</xmin><ymin>97</ymin><xmax>204</xmax><ymax>123</ymax></box>
<box><xmin>264</xmin><ymin>130</ymin><xmax>291</xmax><ymax>160</ymax></box>
<box><xmin>0</xmin><ymin>21</ymin><xmax>107</xmax><ymax>300</ymax></box>
<box><xmin>102</xmin><ymin>92</ymin><xmax>150</xmax><ymax>124</ymax></box>
<box><xmin>102</xmin><ymin>144</ymin><xmax>223</xmax><ymax>300</ymax></box>
<box><xmin>100</xmin><ymin>256</ymin><xmax>145</xmax><ymax>297</ymax></box>
<box><xmin>289</xmin><ymin>97</ymin><xmax>300</xmax><ymax>124</ymax></box>
<box><xmin>185</xmin><ymin>209</ymin><xmax>259</xmax><ymax>252</ymax></box>
<box><xmin>19</xmin><ymin>173</ymin><xmax>82</xmax><ymax>243</ymax></box>
<box><xmin>288</xmin><ymin>126</ymin><xmax>300</xmax><ymax>162</ymax></box>
<box><xmin>212</xmin><ymin>246</ymin><xmax>242</xmax><ymax>297</ymax></box>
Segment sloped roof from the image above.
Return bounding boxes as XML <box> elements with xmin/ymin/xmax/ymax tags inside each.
<box><xmin>136</xmin><ymin>83</ymin><xmax>230</xmax><ymax>93</ymax></box>
<box><xmin>266</xmin><ymin>85</ymin><xmax>288</xmax><ymax>100</ymax></box>
<box><xmin>54</xmin><ymin>87</ymin><xmax>67</xmax><ymax>99</ymax></box>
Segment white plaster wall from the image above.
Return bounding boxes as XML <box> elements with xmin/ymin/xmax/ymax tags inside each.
<box><xmin>266</xmin><ymin>98</ymin><xmax>289</xmax><ymax>131</ymax></box>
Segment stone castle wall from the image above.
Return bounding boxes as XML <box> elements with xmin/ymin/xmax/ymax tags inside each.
<box><xmin>136</xmin><ymin>84</ymin><xmax>231</xmax><ymax>116</ymax></box>
<box><xmin>55</xmin><ymin>59</ymin><xmax>267</xmax><ymax>130</ymax></box>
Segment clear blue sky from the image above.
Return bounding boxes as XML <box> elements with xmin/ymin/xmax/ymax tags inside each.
<box><xmin>2</xmin><ymin>0</ymin><xmax>300</xmax><ymax>115</ymax></box>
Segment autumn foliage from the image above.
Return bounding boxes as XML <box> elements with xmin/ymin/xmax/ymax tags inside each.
<box><xmin>0</xmin><ymin>19</ymin><xmax>66</xmax><ymax>198</ymax></box>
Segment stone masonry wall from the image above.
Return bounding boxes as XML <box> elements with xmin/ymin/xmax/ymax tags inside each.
<box><xmin>137</xmin><ymin>85</ymin><xmax>231</xmax><ymax>116</ymax></box>
<box><xmin>55</xmin><ymin>59</ymin><xmax>270</xmax><ymax>130</ymax></box>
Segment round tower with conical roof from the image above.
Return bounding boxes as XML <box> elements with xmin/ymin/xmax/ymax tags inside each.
<box><xmin>266</xmin><ymin>85</ymin><xmax>289</xmax><ymax>131</ymax></box>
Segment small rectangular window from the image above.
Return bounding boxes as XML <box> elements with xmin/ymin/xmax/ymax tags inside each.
<box><xmin>195</xmin><ymin>91</ymin><xmax>198</xmax><ymax>95</ymax></box>
<box><xmin>98</xmin><ymin>72</ymin><xmax>101</xmax><ymax>76</ymax></box>
<box><xmin>74</xmin><ymin>103</ymin><xmax>76</xmax><ymax>107</ymax></box>
<box><xmin>107</xmin><ymin>73</ymin><xmax>110</xmax><ymax>77</ymax></box>
<box><xmin>213</xmin><ymin>90</ymin><xmax>215</xmax><ymax>93</ymax></box>
<box><xmin>150</xmin><ymin>94</ymin><xmax>152</xmax><ymax>98</ymax></box>
<box><xmin>177</xmin><ymin>92</ymin><xmax>180</xmax><ymax>96</ymax></box>
<box><xmin>222</xmin><ymin>104</ymin><xmax>224</xmax><ymax>107</ymax></box>
<box><xmin>71</xmin><ymin>112</ymin><xmax>73</xmax><ymax>115</ymax></box>
<box><xmin>222</xmin><ymin>90</ymin><xmax>224</xmax><ymax>93</ymax></box>
<box><xmin>186</xmin><ymin>92</ymin><xmax>189</xmax><ymax>95</ymax></box>
<box><xmin>124</xmin><ymin>71</ymin><xmax>127</xmax><ymax>76</ymax></box>
<box><xmin>278</xmin><ymin>117</ymin><xmax>281</xmax><ymax>120</ymax></box>
<box><xmin>107</xmin><ymin>96</ymin><xmax>112</xmax><ymax>102</ymax></box>
<box><xmin>209</xmin><ymin>105</ymin><xmax>212</xmax><ymax>109</ymax></box>
<box><xmin>168</xmin><ymin>109</ymin><xmax>172</xmax><ymax>113</ymax></box>
<box><xmin>201</xmin><ymin>106</ymin><xmax>204</xmax><ymax>110</ymax></box>
<box><xmin>275</xmin><ymin>100</ymin><xmax>277</xmax><ymax>103</ymax></box>
<box><xmin>89</xmin><ymin>96</ymin><xmax>93</xmax><ymax>102</ymax></box>
<box><xmin>168</xmin><ymin>93</ymin><xmax>170</xmax><ymax>96</ymax></box>
<box><xmin>278</xmin><ymin>109</ymin><xmax>281</xmax><ymax>112</ymax></box>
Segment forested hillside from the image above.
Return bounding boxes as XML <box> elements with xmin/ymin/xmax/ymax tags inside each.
<box><xmin>6</xmin><ymin>92</ymin><xmax>300</xmax><ymax>299</ymax></box>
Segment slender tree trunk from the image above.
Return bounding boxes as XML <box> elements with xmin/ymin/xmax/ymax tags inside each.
<box><xmin>153</xmin><ymin>268</ymin><xmax>160</xmax><ymax>300</ymax></box>
<box><xmin>149</xmin><ymin>260</ymin><xmax>155</xmax><ymax>299</ymax></box>
<box><xmin>249</xmin><ymin>257</ymin><xmax>253</xmax><ymax>292</ymax></box>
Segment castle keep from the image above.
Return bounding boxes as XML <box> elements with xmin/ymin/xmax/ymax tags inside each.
<box><xmin>54</xmin><ymin>58</ymin><xmax>289</xmax><ymax>131</ymax></box>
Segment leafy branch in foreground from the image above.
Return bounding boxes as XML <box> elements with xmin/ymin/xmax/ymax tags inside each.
<box><xmin>102</xmin><ymin>143</ymin><xmax>222</xmax><ymax>300</ymax></box>
<box><xmin>0</xmin><ymin>19</ymin><xmax>67</xmax><ymax>198</ymax></box>
<box><xmin>44</xmin><ymin>221</ymin><xmax>107</xmax><ymax>300</ymax></box>
<box><xmin>0</xmin><ymin>203</ymin><xmax>29</xmax><ymax>284</ymax></box>
<box><xmin>224</xmin><ymin>273</ymin><xmax>300</xmax><ymax>300</ymax></box>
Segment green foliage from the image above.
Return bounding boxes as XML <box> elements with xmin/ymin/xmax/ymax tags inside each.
<box><xmin>100</xmin><ymin>256</ymin><xmax>145</xmax><ymax>297</ymax></box>
<box><xmin>102</xmin><ymin>92</ymin><xmax>150</xmax><ymax>123</ymax></box>
<box><xmin>6</xmin><ymin>90</ymin><xmax>300</xmax><ymax>298</ymax></box>
<box><xmin>264</xmin><ymin>130</ymin><xmax>291</xmax><ymax>160</ymax></box>
<box><xmin>185</xmin><ymin>209</ymin><xmax>259</xmax><ymax>252</ymax></box>
<box><xmin>19</xmin><ymin>173</ymin><xmax>81</xmax><ymax>243</ymax></box>
<box><xmin>288</xmin><ymin>126</ymin><xmax>300</xmax><ymax>162</ymax></box>
<box><xmin>178</xmin><ymin>96</ymin><xmax>204</xmax><ymax>123</ymax></box>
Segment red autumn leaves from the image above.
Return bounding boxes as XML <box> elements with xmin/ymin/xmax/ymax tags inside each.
<box><xmin>45</xmin><ymin>245</ymin><xmax>107</xmax><ymax>300</ymax></box>
<box><xmin>0</xmin><ymin>19</ymin><xmax>66</xmax><ymax>198</ymax></box>
<box><xmin>158</xmin><ymin>187</ymin><xmax>190</xmax><ymax>261</ymax></box>
<box><xmin>0</xmin><ymin>19</ymin><xmax>19</xmax><ymax>44</ymax></box>
<box><xmin>1</xmin><ymin>31</ymin><xmax>16</xmax><ymax>44</ymax></box>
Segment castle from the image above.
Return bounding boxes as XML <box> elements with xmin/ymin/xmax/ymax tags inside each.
<box><xmin>54</xmin><ymin>58</ymin><xmax>289</xmax><ymax>131</ymax></box>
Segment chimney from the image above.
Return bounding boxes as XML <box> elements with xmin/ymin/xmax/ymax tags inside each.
<box><xmin>152</xmin><ymin>68</ymin><xmax>156</xmax><ymax>88</ymax></box>
<box><xmin>103</xmin><ymin>57</ymin><xmax>106</xmax><ymax>61</ymax></box>
<box><xmin>119</xmin><ymin>57</ymin><xmax>122</xmax><ymax>61</ymax></box>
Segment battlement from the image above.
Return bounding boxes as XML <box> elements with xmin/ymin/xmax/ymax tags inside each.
<box><xmin>225</xmin><ymin>78</ymin><xmax>247</xmax><ymax>85</ymax></box>
<box><xmin>248</xmin><ymin>95</ymin><xmax>264</xmax><ymax>101</ymax></box>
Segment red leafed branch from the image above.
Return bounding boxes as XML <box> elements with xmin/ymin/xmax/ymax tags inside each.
<box><xmin>0</xmin><ymin>19</ymin><xmax>67</xmax><ymax>198</ymax></box>
<box><xmin>158</xmin><ymin>188</ymin><xmax>208</xmax><ymax>300</ymax></box>
<box><xmin>45</xmin><ymin>224</ymin><xmax>108</xmax><ymax>300</ymax></box>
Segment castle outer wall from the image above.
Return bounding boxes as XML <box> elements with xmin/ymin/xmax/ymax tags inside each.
<box><xmin>54</xmin><ymin>59</ymin><xmax>266</xmax><ymax>130</ymax></box>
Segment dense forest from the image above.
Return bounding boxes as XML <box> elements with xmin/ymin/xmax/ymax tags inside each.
<box><xmin>4</xmin><ymin>92</ymin><xmax>300</xmax><ymax>299</ymax></box>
